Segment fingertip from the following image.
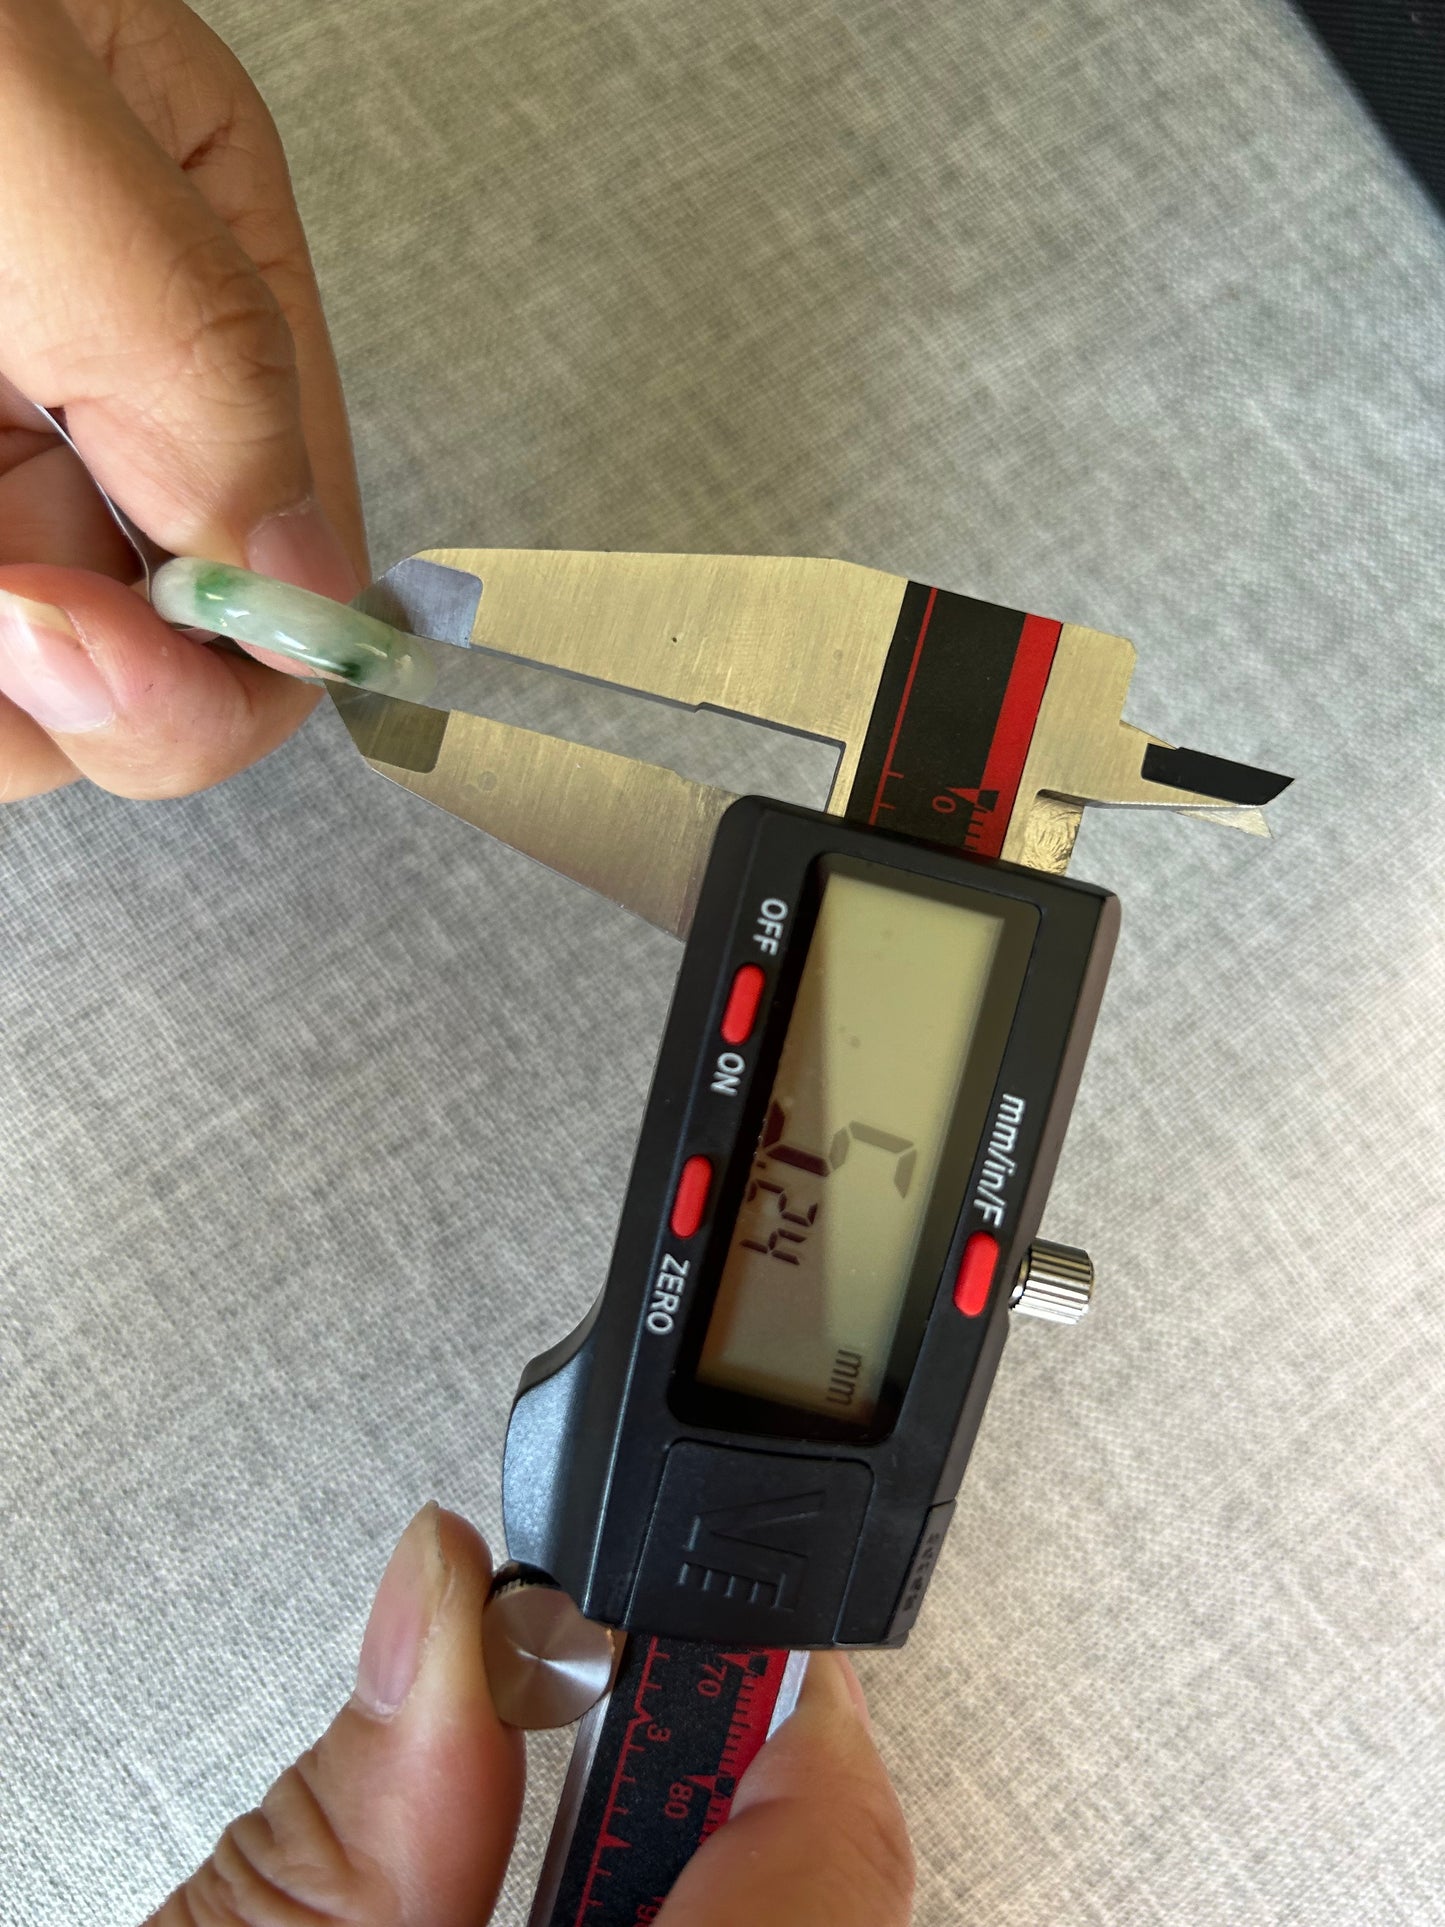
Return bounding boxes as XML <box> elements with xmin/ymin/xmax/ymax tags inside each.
<box><xmin>0</xmin><ymin>587</ymin><xmax>115</xmax><ymax>734</ymax></box>
<box><xmin>350</xmin><ymin>1504</ymin><xmax>500</xmax><ymax>1722</ymax></box>
<box><xmin>663</xmin><ymin>1652</ymin><xmax>913</xmax><ymax>1927</ymax></box>
<box><xmin>819</xmin><ymin>1651</ymin><xmax>874</xmax><ymax>1731</ymax></box>
<box><xmin>733</xmin><ymin>1653</ymin><xmax>874</xmax><ymax>1809</ymax></box>
<box><xmin>330</xmin><ymin>1505</ymin><xmax>523</xmax><ymax>1918</ymax></box>
<box><xmin>247</xmin><ymin>497</ymin><xmax>361</xmax><ymax>602</ymax></box>
<box><xmin>154</xmin><ymin>1507</ymin><xmax>524</xmax><ymax>1927</ymax></box>
<box><xmin>351</xmin><ymin>1503</ymin><xmax>452</xmax><ymax>1719</ymax></box>
<box><xmin>0</xmin><ymin>694</ymin><xmax>80</xmax><ymax>801</ymax></box>
<box><xmin>720</xmin><ymin>1658</ymin><xmax>883</xmax><ymax>1861</ymax></box>
<box><xmin>433</xmin><ymin>1506</ymin><xmax>498</xmax><ymax>1597</ymax></box>
<box><xmin>0</xmin><ymin>564</ymin><xmax>322</xmax><ymax>798</ymax></box>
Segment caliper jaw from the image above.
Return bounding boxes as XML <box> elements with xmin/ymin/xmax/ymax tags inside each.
<box><xmin>1001</xmin><ymin>622</ymin><xmax>1290</xmax><ymax>873</ymax></box>
<box><xmin>335</xmin><ymin>552</ymin><xmax>1290</xmax><ymax>918</ymax></box>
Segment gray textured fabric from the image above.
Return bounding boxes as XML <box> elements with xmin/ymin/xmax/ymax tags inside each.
<box><xmin>3</xmin><ymin>0</ymin><xmax>1444</xmax><ymax>1921</ymax></box>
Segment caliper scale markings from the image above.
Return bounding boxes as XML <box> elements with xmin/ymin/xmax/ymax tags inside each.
<box><xmin>546</xmin><ymin>1640</ymin><xmax>789</xmax><ymax>1927</ymax></box>
<box><xmin>851</xmin><ymin>584</ymin><xmax>1061</xmax><ymax>858</ymax></box>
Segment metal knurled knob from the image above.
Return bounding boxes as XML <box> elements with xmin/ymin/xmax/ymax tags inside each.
<box><xmin>1010</xmin><ymin>1240</ymin><xmax>1094</xmax><ymax>1324</ymax></box>
<box><xmin>482</xmin><ymin>1563</ymin><xmax>617</xmax><ymax>1730</ymax></box>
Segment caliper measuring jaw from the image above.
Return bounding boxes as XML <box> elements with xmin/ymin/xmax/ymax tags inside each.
<box><xmin>337</xmin><ymin>551</ymin><xmax>1287</xmax><ymax>932</ymax></box>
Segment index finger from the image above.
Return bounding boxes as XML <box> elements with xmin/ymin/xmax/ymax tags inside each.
<box><xmin>0</xmin><ymin>0</ymin><xmax>355</xmax><ymax>576</ymax></box>
<box><xmin>58</xmin><ymin>0</ymin><xmax>367</xmax><ymax>569</ymax></box>
<box><xmin>660</xmin><ymin>1655</ymin><xmax>915</xmax><ymax>1927</ymax></box>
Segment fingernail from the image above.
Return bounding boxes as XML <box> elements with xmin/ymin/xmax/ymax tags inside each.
<box><xmin>0</xmin><ymin>592</ymin><xmax>114</xmax><ymax>733</ymax></box>
<box><xmin>796</xmin><ymin>1653</ymin><xmax>872</xmax><ymax>1734</ymax></box>
<box><xmin>832</xmin><ymin>1655</ymin><xmax>874</xmax><ymax>1732</ymax></box>
<box><xmin>247</xmin><ymin>500</ymin><xmax>360</xmax><ymax>602</ymax></box>
<box><xmin>353</xmin><ymin>1502</ymin><xmax>450</xmax><ymax>1718</ymax></box>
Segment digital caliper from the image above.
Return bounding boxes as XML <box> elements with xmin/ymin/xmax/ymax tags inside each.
<box><xmin>138</xmin><ymin>528</ymin><xmax>1291</xmax><ymax>1924</ymax></box>
<box><xmin>272</xmin><ymin>548</ymin><xmax>1282</xmax><ymax>1925</ymax></box>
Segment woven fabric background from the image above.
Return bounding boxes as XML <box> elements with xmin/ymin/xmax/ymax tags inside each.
<box><xmin>3</xmin><ymin>0</ymin><xmax>1443</xmax><ymax>1921</ymax></box>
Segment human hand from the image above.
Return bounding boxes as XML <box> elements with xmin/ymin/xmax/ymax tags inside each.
<box><xmin>146</xmin><ymin>1506</ymin><xmax>914</xmax><ymax>1927</ymax></box>
<box><xmin>0</xmin><ymin>0</ymin><xmax>366</xmax><ymax>803</ymax></box>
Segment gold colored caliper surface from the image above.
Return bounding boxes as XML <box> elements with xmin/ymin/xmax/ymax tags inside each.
<box><xmin>337</xmin><ymin>550</ymin><xmax>1279</xmax><ymax>928</ymax></box>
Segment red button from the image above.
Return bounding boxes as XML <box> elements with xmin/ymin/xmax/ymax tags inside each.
<box><xmin>720</xmin><ymin>964</ymin><xmax>766</xmax><ymax>1046</ymax></box>
<box><xmin>670</xmin><ymin>1155</ymin><xmax>713</xmax><ymax>1239</ymax></box>
<box><xmin>953</xmin><ymin>1231</ymin><xmax>1000</xmax><ymax>1317</ymax></box>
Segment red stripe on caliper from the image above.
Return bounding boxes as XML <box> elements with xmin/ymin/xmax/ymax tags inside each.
<box><xmin>562</xmin><ymin>1640</ymin><xmax>791</xmax><ymax>1926</ymax></box>
<box><xmin>849</xmin><ymin>588</ymin><xmax>1061</xmax><ymax>857</ymax></box>
<box><xmin>697</xmin><ymin>1649</ymin><xmax>791</xmax><ymax>1841</ymax></box>
<box><xmin>963</xmin><ymin>613</ymin><xmax>1060</xmax><ymax>858</ymax></box>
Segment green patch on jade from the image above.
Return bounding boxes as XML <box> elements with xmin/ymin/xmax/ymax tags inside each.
<box><xmin>151</xmin><ymin>557</ymin><xmax>435</xmax><ymax>701</ymax></box>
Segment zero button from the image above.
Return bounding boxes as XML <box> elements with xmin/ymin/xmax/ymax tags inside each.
<box><xmin>670</xmin><ymin>1156</ymin><xmax>713</xmax><ymax>1239</ymax></box>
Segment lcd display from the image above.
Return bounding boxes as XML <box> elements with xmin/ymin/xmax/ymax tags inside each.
<box><xmin>696</xmin><ymin>862</ymin><xmax>1019</xmax><ymax>1426</ymax></box>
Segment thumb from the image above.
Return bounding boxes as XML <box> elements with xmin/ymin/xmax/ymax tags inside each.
<box><xmin>660</xmin><ymin>1654</ymin><xmax>914</xmax><ymax>1926</ymax></box>
<box><xmin>148</xmin><ymin>1506</ymin><xmax>524</xmax><ymax>1927</ymax></box>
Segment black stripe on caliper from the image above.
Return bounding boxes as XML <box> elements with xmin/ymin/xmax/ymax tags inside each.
<box><xmin>847</xmin><ymin>585</ymin><xmax>1061</xmax><ymax>858</ymax></box>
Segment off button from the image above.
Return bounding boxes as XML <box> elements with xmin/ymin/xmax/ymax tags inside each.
<box><xmin>720</xmin><ymin>964</ymin><xmax>766</xmax><ymax>1045</ymax></box>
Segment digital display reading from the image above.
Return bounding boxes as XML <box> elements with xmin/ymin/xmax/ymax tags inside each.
<box><xmin>696</xmin><ymin>864</ymin><xmax>1015</xmax><ymax>1428</ymax></box>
